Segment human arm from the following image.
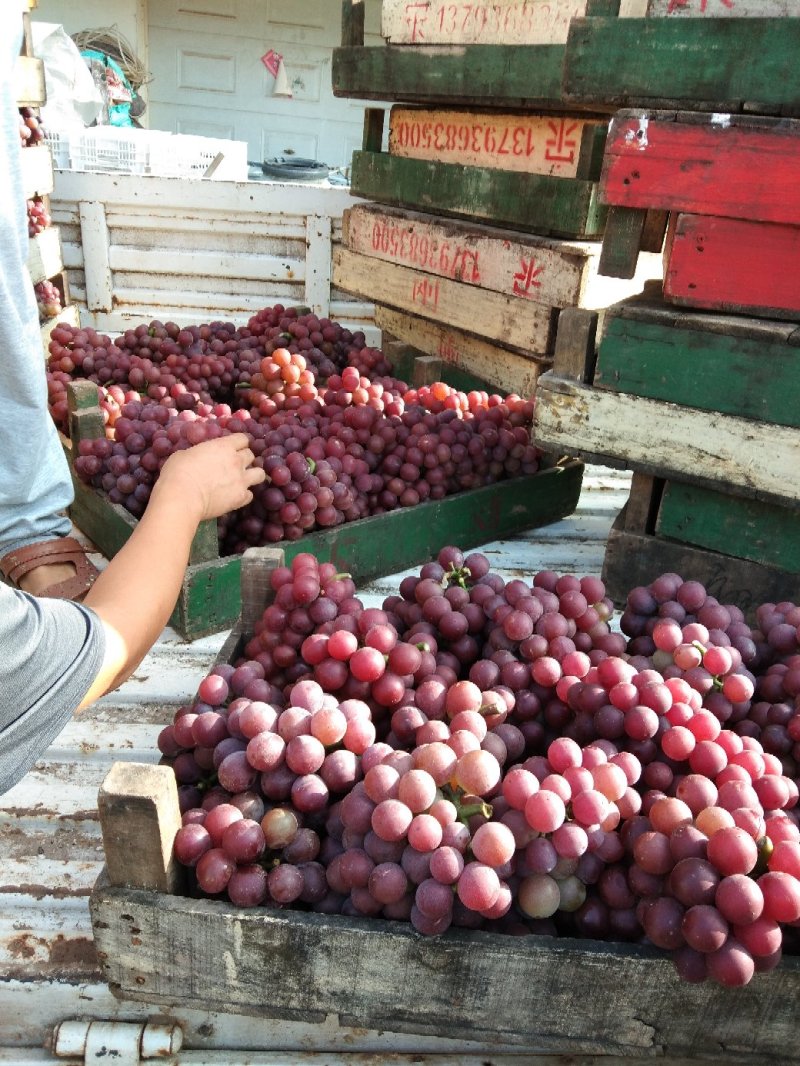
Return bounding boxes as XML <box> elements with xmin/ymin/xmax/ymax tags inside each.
<box><xmin>76</xmin><ymin>432</ymin><xmax>265</xmax><ymax>708</ymax></box>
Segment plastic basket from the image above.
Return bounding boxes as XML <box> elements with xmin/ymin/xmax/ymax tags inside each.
<box><xmin>69</xmin><ymin>127</ymin><xmax>148</xmax><ymax>174</ymax></box>
<box><xmin>146</xmin><ymin>133</ymin><xmax>246</xmax><ymax>180</ymax></box>
<box><xmin>44</xmin><ymin>130</ymin><xmax>71</xmax><ymax>169</ymax></box>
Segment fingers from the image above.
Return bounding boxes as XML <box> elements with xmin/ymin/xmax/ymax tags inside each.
<box><xmin>245</xmin><ymin>466</ymin><xmax>267</xmax><ymax>487</ymax></box>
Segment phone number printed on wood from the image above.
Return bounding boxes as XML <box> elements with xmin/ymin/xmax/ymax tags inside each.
<box><xmin>382</xmin><ymin>0</ymin><xmax>590</xmax><ymax>46</ymax></box>
<box><xmin>389</xmin><ymin>109</ymin><xmax>604</xmax><ymax>179</ymax></box>
<box><xmin>344</xmin><ymin>203</ymin><xmax>590</xmax><ymax>307</ymax></box>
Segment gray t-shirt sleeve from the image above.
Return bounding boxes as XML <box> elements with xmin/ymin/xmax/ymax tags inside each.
<box><xmin>0</xmin><ymin>583</ymin><xmax>106</xmax><ymax>795</ymax></box>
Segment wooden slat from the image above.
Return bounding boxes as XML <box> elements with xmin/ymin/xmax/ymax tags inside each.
<box><xmin>349</xmin><ymin>151</ymin><xmax>608</xmax><ymax>238</ymax></box>
<box><xmin>388</xmin><ymin>108</ymin><xmax>606</xmax><ymax>179</ymax></box>
<box><xmin>603</xmin><ymin>506</ymin><xmax>800</xmax><ymax>613</ymax></box>
<box><xmin>27</xmin><ymin>227</ymin><xmax>63</xmax><ymax>285</ymax></box>
<box><xmin>344</xmin><ymin>203</ymin><xmax>592</xmax><ymax>307</ymax></box>
<box><xmin>90</xmin><ymin>870</ymin><xmax>800</xmax><ymax>1059</ymax></box>
<box><xmin>332</xmin><ymin>43</ymin><xmax>566</xmax><ymax>107</ymax></box>
<box><xmin>98</xmin><ymin>764</ymin><xmax>184</xmax><ymax>893</ymax></box>
<box><xmin>13</xmin><ymin>55</ymin><xmax>45</xmax><ymax>106</ymax></box>
<box><xmin>664</xmin><ymin>212</ymin><xmax>800</xmax><ymax>318</ymax></box>
<box><xmin>622</xmin><ymin>471</ymin><xmax>662</xmax><ymax>534</ymax></box>
<box><xmin>595</xmin><ymin>305</ymin><xmax>800</xmax><ymax>428</ymax></box>
<box><xmin>19</xmin><ymin>145</ymin><xmax>54</xmax><ymax>200</ymax></box>
<box><xmin>597</xmin><ymin>206</ymin><xmax>648</xmax><ymax>279</ymax></box>
<box><xmin>533</xmin><ymin>375</ymin><xmax>800</xmax><ymax>506</ymax></box>
<box><xmin>381</xmin><ymin>0</ymin><xmax>590</xmax><ymax>45</ymax></box>
<box><xmin>563</xmin><ymin>17</ymin><xmax>800</xmax><ymax>114</ymax></box>
<box><xmin>657</xmin><ymin>480</ymin><xmax>800</xmax><ymax>572</ymax></box>
<box><xmin>376</xmin><ymin>305</ymin><xmax>548</xmax><ymax>395</ymax></box>
<box><xmin>333</xmin><ymin>246</ymin><xmax>556</xmax><ymax>352</ymax></box>
<box><xmin>601</xmin><ymin>111</ymin><xmax>800</xmax><ymax>225</ymax></box>
<box><xmin>647</xmin><ymin>0</ymin><xmax>800</xmax><ymax>14</ymax></box>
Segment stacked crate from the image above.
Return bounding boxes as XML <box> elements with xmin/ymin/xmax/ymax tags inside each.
<box><xmin>533</xmin><ymin>3</ymin><xmax>800</xmax><ymax>608</ymax></box>
<box><xmin>331</xmin><ymin>0</ymin><xmax>660</xmax><ymax>396</ymax></box>
<box><xmin>15</xmin><ymin>0</ymin><xmax>79</xmax><ymax>346</ymax></box>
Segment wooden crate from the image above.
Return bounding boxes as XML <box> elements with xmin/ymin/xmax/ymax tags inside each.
<box><xmin>19</xmin><ymin>145</ymin><xmax>53</xmax><ymax>200</ymax></box>
<box><xmin>13</xmin><ymin>54</ymin><xmax>45</xmax><ymax>106</ymax></box>
<box><xmin>332</xmin><ymin>245</ymin><xmax>557</xmax><ymax>353</ymax></box>
<box><xmin>65</xmin><ymin>382</ymin><xmax>584</xmax><ymax>640</ymax></box>
<box><xmin>86</xmin><ymin>550</ymin><xmax>800</xmax><ymax>1060</ymax></box>
<box><xmin>600</xmin><ymin>110</ymin><xmax>800</xmax><ymax>226</ymax></box>
<box><xmin>381</xmin><ymin>0</ymin><xmax>593</xmax><ymax>46</ymax></box>
<box><xmin>663</xmin><ymin>213</ymin><xmax>800</xmax><ymax>319</ymax></box>
<box><xmin>27</xmin><ymin>225</ymin><xmax>63</xmax><ymax>286</ymax></box>
<box><xmin>563</xmin><ymin>17</ymin><xmax>800</xmax><ymax>115</ymax></box>
<box><xmin>387</xmin><ymin>107</ymin><xmax>607</xmax><ymax>179</ymax></box>
<box><xmin>592</xmin><ymin>294</ymin><xmax>800</xmax><ymax>428</ymax></box>
<box><xmin>349</xmin><ymin>150</ymin><xmax>608</xmax><ymax>239</ymax></box>
<box><xmin>378</xmin><ymin>307</ymin><xmax>549</xmax><ymax>396</ymax></box>
<box><xmin>602</xmin><ymin>473</ymin><xmax>800</xmax><ymax>610</ymax></box>
<box><xmin>332</xmin><ymin>0</ymin><xmax>619</xmax><ymax>109</ymax></box>
<box><xmin>658</xmin><ymin>479</ymin><xmax>800</xmax><ymax>575</ymax></box>
<box><xmin>345</xmin><ymin>202</ymin><xmax>663</xmax><ymax>310</ymax></box>
<box><xmin>643</xmin><ymin>0</ymin><xmax>800</xmax><ymax>14</ymax></box>
<box><xmin>532</xmin><ymin>305</ymin><xmax>800</xmax><ymax>509</ymax></box>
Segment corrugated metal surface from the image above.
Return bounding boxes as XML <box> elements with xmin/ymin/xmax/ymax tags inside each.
<box><xmin>0</xmin><ymin>467</ymin><xmax>631</xmax><ymax>1058</ymax></box>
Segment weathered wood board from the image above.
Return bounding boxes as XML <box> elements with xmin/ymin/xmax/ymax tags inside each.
<box><xmin>601</xmin><ymin>110</ymin><xmax>800</xmax><ymax>225</ymax></box>
<box><xmin>332</xmin><ymin>44</ymin><xmax>567</xmax><ymax>108</ymax></box>
<box><xmin>388</xmin><ymin>107</ymin><xmax>607</xmax><ymax>178</ymax></box>
<box><xmin>381</xmin><ymin>0</ymin><xmax>590</xmax><ymax>45</ymax></box>
<box><xmin>646</xmin><ymin>0</ymin><xmax>800</xmax><ymax>15</ymax></box>
<box><xmin>27</xmin><ymin>226</ymin><xmax>63</xmax><ymax>286</ymax></box>
<box><xmin>377</xmin><ymin>305</ymin><xmax>549</xmax><ymax>395</ymax></box>
<box><xmin>594</xmin><ymin>298</ymin><xmax>800</xmax><ymax>428</ymax></box>
<box><xmin>657</xmin><ymin>480</ymin><xmax>800</xmax><ymax>573</ymax></box>
<box><xmin>90</xmin><ymin>864</ymin><xmax>800</xmax><ymax>1059</ymax></box>
<box><xmin>333</xmin><ymin>246</ymin><xmax>556</xmax><ymax>351</ymax></box>
<box><xmin>603</xmin><ymin>505</ymin><xmax>800</xmax><ymax>613</ymax></box>
<box><xmin>19</xmin><ymin>145</ymin><xmax>53</xmax><ymax>200</ymax></box>
<box><xmin>663</xmin><ymin>213</ymin><xmax>800</xmax><ymax>319</ymax></box>
<box><xmin>344</xmin><ymin>203</ymin><xmax>592</xmax><ymax>307</ymax></box>
<box><xmin>532</xmin><ymin>374</ymin><xmax>800</xmax><ymax>507</ymax></box>
<box><xmin>563</xmin><ymin>18</ymin><xmax>800</xmax><ymax>114</ymax></box>
<box><xmin>13</xmin><ymin>54</ymin><xmax>45</xmax><ymax>106</ymax></box>
<box><xmin>349</xmin><ymin>151</ymin><xmax>608</xmax><ymax>238</ymax></box>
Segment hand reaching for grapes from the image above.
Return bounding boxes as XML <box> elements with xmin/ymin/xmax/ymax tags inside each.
<box><xmin>153</xmin><ymin>433</ymin><xmax>266</xmax><ymax>523</ymax></box>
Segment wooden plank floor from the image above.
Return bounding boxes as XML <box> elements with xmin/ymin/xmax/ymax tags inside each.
<box><xmin>0</xmin><ymin>466</ymin><xmax>631</xmax><ymax>1057</ymax></box>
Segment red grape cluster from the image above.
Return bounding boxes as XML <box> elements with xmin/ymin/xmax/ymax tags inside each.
<box><xmin>245</xmin><ymin>304</ymin><xmax>367</xmax><ymax>379</ymax></box>
<box><xmin>19</xmin><ymin>106</ymin><xmax>45</xmax><ymax>146</ymax></box>
<box><xmin>159</xmin><ymin>550</ymin><xmax>800</xmax><ymax>986</ymax></box>
<box><xmin>34</xmin><ymin>279</ymin><xmax>61</xmax><ymax>320</ymax></box>
<box><xmin>27</xmin><ymin>197</ymin><xmax>50</xmax><ymax>237</ymax></box>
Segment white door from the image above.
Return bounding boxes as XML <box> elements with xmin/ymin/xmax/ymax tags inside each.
<box><xmin>146</xmin><ymin>0</ymin><xmax>383</xmax><ymax>170</ymax></box>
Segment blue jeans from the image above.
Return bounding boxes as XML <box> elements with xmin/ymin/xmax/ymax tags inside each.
<box><xmin>0</xmin><ymin>20</ymin><xmax>72</xmax><ymax>559</ymax></box>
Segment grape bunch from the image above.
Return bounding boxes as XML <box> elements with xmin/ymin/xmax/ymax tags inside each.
<box><xmin>158</xmin><ymin>549</ymin><xmax>800</xmax><ymax>987</ymax></box>
<box><xmin>34</xmin><ymin>279</ymin><xmax>62</xmax><ymax>320</ymax></box>
<box><xmin>19</xmin><ymin>106</ymin><xmax>45</xmax><ymax>147</ymax></box>
<box><xmin>27</xmin><ymin>197</ymin><xmax>51</xmax><ymax>237</ymax></box>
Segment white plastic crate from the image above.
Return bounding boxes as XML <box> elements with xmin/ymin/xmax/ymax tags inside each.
<box><xmin>146</xmin><ymin>132</ymin><xmax>248</xmax><ymax>180</ymax></box>
<box><xmin>44</xmin><ymin>130</ymin><xmax>70</xmax><ymax>169</ymax></box>
<box><xmin>69</xmin><ymin>126</ymin><xmax>148</xmax><ymax>174</ymax></box>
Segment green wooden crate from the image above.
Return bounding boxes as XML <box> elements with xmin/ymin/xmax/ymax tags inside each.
<box><xmin>349</xmin><ymin>151</ymin><xmax>608</xmax><ymax>239</ymax></box>
<box><xmin>563</xmin><ymin>17</ymin><xmax>800</xmax><ymax>114</ymax></box>
<box><xmin>594</xmin><ymin>299</ymin><xmax>800</xmax><ymax>429</ymax></box>
<box><xmin>657</xmin><ymin>481</ymin><xmax>800</xmax><ymax>575</ymax></box>
<box><xmin>333</xmin><ymin>43</ymin><xmax>568</xmax><ymax>108</ymax></box>
<box><xmin>602</xmin><ymin>505</ymin><xmax>800</xmax><ymax>614</ymax></box>
<box><xmin>68</xmin><ymin>457</ymin><xmax>584</xmax><ymax>642</ymax></box>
